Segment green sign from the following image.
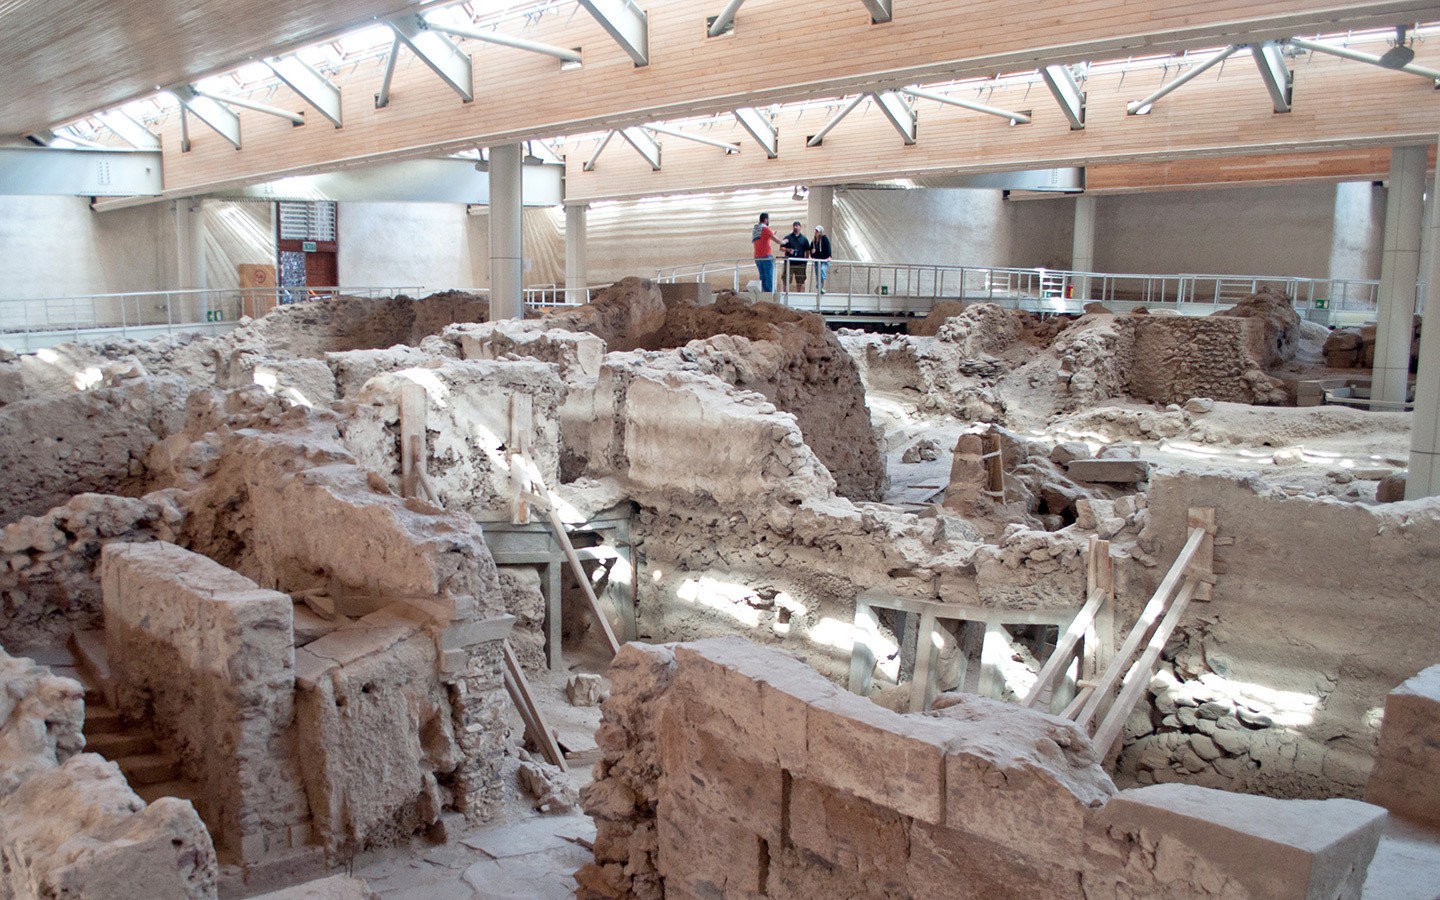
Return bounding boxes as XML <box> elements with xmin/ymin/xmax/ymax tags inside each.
<box><xmin>302</xmin><ymin>240</ymin><xmax>318</xmax><ymax>252</ymax></box>
<box><xmin>1314</xmin><ymin>298</ymin><xmax>1329</xmax><ymax>310</ymax></box>
<box><xmin>205</xmin><ymin>310</ymin><xmax>223</xmax><ymax>322</ymax></box>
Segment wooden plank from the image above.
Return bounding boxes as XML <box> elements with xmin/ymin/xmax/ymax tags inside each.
<box><xmin>847</xmin><ymin>596</ymin><xmax>881</xmax><ymax>696</ymax></box>
<box><xmin>544</xmin><ymin>503</ymin><xmax>622</xmax><ymax>656</ymax></box>
<box><xmin>502</xmin><ymin>639</ymin><xmax>568</xmax><ymax>771</ymax></box>
<box><xmin>510</xmin><ymin>394</ymin><xmax>534</xmax><ymax>525</ymax></box>
<box><xmin>983</xmin><ymin>433</ymin><xmax>1005</xmax><ymax>498</ymax></box>
<box><xmin>1187</xmin><ymin>506</ymin><xmax>1216</xmax><ymax>602</ymax></box>
<box><xmin>399</xmin><ymin>381</ymin><xmax>426</xmax><ymax>501</ymax></box>
<box><xmin>907</xmin><ymin>609</ymin><xmax>940</xmax><ymax>713</ymax></box>
<box><xmin>1074</xmin><ymin>525</ymin><xmax>1206</xmax><ymax>729</ymax></box>
<box><xmin>1021</xmin><ymin>586</ymin><xmax>1107</xmax><ymax>709</ymax></box>
<box><xmin>1090</xmin><ymin>578</ymin><xmax>1200</xmax><ymax>756</ymax></box>
<box><xmin>91</xmin><ymin>6</ymin><xmax>1440</xmax><ymax>204</ymax></box>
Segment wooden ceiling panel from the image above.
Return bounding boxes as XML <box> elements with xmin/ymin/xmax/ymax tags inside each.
<box><xmin>0</xmin><ymin>0</ymin><xmax>436</xmax><ymax>135</ymax></box>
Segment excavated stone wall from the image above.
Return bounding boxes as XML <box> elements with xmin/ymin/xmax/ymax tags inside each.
<box><xmin>1118</xmin><ymin>474</ymin><xmax>1440</xmax><ymax>799</ymax></box>
<box><xmin>1052</xmin><ymin>313</ymin><xmax>1288</xmax><ymax>408</ymax></box>
<box><xmin>535</xmin><ymin>278</ymin><xmax>885</xmax><ymax>501</ymax></box>
<box><xmin>101</xmin><ymin>542</ymin><xmax>307</xmax><ymax>863</ymax></box>
<box><xmin>579</xmin><ymin>638</ymin><xmax>1386</xmax><ymax>900</ymax></box>
<box><xmin>0</xmin><ymin>647</ymin><xmax>218</xmax><ymax>899</ymax></box>
<box><xmin>0</xmin><ymin>375</ymin><xmax>188</xmax><ymax>526</ymax></box>
<box><xmin>0</xmin><ymin>493</ymin><xmax>184</xmax><ymax>653</ymax></box>
<box><xmin>145</xmin><ymin>388</ymin><xmax>516</xmax><ymax>844</ymax></box>
<box><xmin>341</xmin><ymin>360</ymin><xmax>566</xmax><ymax>520</ymax></box>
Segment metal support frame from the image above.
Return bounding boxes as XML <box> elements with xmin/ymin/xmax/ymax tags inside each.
<box><xmin>583</xmin><ymin>130</ymin><xmax>617</xmax><ymax>171</ymax></box>
<box><xmin>1251</xmin><ymin>41</ymin><xmax>1293</xmax><ymax>113</ymax></box>
<box><xmin>265</xmin><ymin>55</ymin><xmax>343</xmax><ymax>126</ymax></box>
<box><xmin>376</xmin><ymin>36</ymin><xmax>401</xmax><ymax>108</ymax></box>
<box><xmin>644</xmin><ymin>122</ymin><xmax>739</xmax><ymax>153</ymax></box>
<box><xmin>425</xmin><ymin>18</ymin><xmax>582</xmax><ymax>64</ymax></box>
<box><xmin>870</xmin><ymin>91</ymin><xmax>917</xmax><ymax>144</ymax></box>
<box><xmin>577</xmin><ymin>0</ymin><xmax>649</xmax><ymax>66</ymax></box>
<box><xmin>1039</xmin><ymin>64</ymin><xmax>1086</xmax><ymax>129</ymax></box>
<box><xmin>1287</xmin><ymin>35</ymin><xmax>1440</xmax><ymax>85</ymax></box>
<box><xmin>389</xmin><ymin>13</ymin><xmax>475</xmax><ymax>102</ymax></box>
<box><xmin>170</xmin><ymin>85</ymin><xmax>242</xmax><ymax>149</ymax></box>
<box><xmin>190</xmin><ymin>87</ymin><xmax>306</xmax><ymax>125</ymax></box>
<box><xmin>902</xmin><ymin>85</ymin><xmax>1030</xmax><ymax>125</ymax></box>
<box><xmin>1127</xmin><ymin>45</ymin><xmax>1243</xmax><ymax>114</ymax></box>
<box><xmin>619</xmin><ymin>126</ymin><xmax>662</xmax><ymax>169</ymax></box>
<box><xmin>733</xmin><ymin>107</ymin><xmax>778</xmax><ymax>157</ymax></box>
<box><xmin>96</xmin><ymin>111</ymin><xmax>161</xmax><ymax>149</ymax></box>
<box><xmin>708</xmin><ymin>0</ymin><xmax>746</xmax><ymax>36</ymax></box>
<box><xmin>0</xmin><ymin>146</ymin><xmax>164</xmax><ymax>197</ymax></box>
<box><xmin>860</xmin><ymin>0</ymin><xmax>892</xmax><ymax>23</ymax></box>
<box><xmin>806</xmin><ymin>93</ymin><xmax>866</xmax><ymax>147</ymax></box>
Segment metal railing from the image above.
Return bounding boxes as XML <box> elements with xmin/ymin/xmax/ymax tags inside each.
<box><xmin>654</xmin><ymin>258</ymin><xmax>1384</xmax><ymax>317</ymax></box>
<box><xmin>0</xmin><ymin>286</ymin><xmax>424</xmax><ymax>352</ymax></box>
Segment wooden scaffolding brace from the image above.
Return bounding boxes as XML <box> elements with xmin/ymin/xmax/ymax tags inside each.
<box><xmin>1025</xmin><ymin>507</ymin><xmax>1216</xmax><ymax>757</ymax></box>
<box><xmin>399</xmin><ymin>384</ymin><xmax>574</xmax><ymax>770</ymax></box>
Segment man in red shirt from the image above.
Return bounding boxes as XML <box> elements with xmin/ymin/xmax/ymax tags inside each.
<box><xmin>751</xmin><ymin>212</ymin><xmax>783</xmax><ymax>293</ymax></box>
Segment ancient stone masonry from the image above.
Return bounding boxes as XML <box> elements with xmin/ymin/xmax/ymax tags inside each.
<box><xmin>101</xmin><ymin>542</ymin><xmax>308</xmax><ymax>863</ymax></box>
<box><xmin>579</xmin><ymin>638</ymin><xmax>1386</xmax><ymax>900</ymax></box>
<box><xmin>0</xmin><ymin>374</ymin><xmax>188</xmax><ymax>526</ymax></box>
<box><xmin>145</xmin><ymin>389</ymin><xmax>516</xmax><ymax>839</ymax></box>
<box><xmin>0</xmin><ymin>492</ymin><xmax>185</xmax><ymax>653</ymax></box>
<box><xmin>534</xmin><ymin>278</ymin><xmax>886</xmax><ymax>502</ymax></box>
<box><xmin>0</xmin><ymin>646</ymin><xmax>218</xmax><ymax>899</ymax></box>
<box><xmin>1366</xmin><ymin>664</ymin><xmax>1440</xmax><ymax>826</ymax></box>
<box><xmin>1110</xmin><ymin>474</ymin><xmax>1440</xmax><ymax>799</ymax></box>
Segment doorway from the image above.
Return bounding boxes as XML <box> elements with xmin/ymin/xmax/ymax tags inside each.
<box><xmin>276</xmin><ymin>200</ymin><xmax>338</xmax><ymax>303</ymax></box>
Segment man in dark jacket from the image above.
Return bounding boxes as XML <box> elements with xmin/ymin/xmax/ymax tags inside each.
<box><xmin>810</xmin><ymin>226</ymin><xmax>832</xmax><ymax>293</ymax></box>
<box><xmin>779</xmin><ymin>221</ymin><xmax>811</xmax><ymax>292</ymax></box>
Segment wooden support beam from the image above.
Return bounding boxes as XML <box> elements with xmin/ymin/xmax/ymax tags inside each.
<box><xmin>510</xmin><ymin>394</ymin><xmax>534</xmax><ymax>525</ymax></box>
<box><xmin>1091</xmin><ymin>578</ymin><xmax>1200</xmax><ymax>756</ymax></box>
<box><xmin>399</xmin><ymin>381</ymin><xmax>427</xmax><ymax>501</ymax></box>
<box><xmin>1075</xmin><ymin>525</ymin><xmax>1206</xmax><ymax>729</ymax></box>
<box><xmin>502</xmin><ymin>639</ymin><xmax>568</xmax><ymax>771</ymax></box>
<box><xmin>1187</xmin><ymin>506</ymin><xmax>1216</xmax><ymax>602</ymax></box>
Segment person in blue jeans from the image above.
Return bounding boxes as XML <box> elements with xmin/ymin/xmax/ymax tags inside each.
<box><xmin>810</xmin><ymin>225</ymin><xmax>832</xmax><ymax>293</ymax></box>
<box><xmin>751</xmin><ymin>212</ymin><xmax>783</xmax><ymax>292</ymax></box>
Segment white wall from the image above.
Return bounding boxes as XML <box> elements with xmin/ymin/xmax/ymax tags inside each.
<box><xmin>1090</xmin><ymin>183</ymin><xmax>1357</xmax><ymax>279</ymax></box>
<box><xmin>0</xmin><ymin>195</ymin><xmax>176</xmax><ymax>301</ymax></box>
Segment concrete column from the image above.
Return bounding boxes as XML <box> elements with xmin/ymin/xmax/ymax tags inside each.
<box><xmin>1072</xmin><ymin>195</ymin><xmax>1097</xmax><ymax>301</ymax></box>
<box><xmin>488</xmin><ymin>143</ymin><xmax>524</xmax><ymax>320</ymax></box>
<box><xmin>1373</xmin><ymin>145</ymin><xmax>1426</xmax><ymax>408</ymax></box>
<box><xmin>565</xmin><ymin>203</ymin><xmax>588</xmax><ymax>305</ymax></box>
<box><xmin>807</xmin><ymin>185</ymin><xmax>835</xmax><ymax>235</ymax></box>
<box><xmin>1406</xmin><ymin>137</ymin><xmax>1440</xmax><ymax>499</ymax></box>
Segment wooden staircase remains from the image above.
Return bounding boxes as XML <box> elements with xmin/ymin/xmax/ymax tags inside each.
<box><xmin>1023</xmin><ymin>507</ymin><xmax>1216</xmax><ymax>758</ymax></box>
<box><xmin>66</xmin><ymin>629</ymin><xmax>202</xmax><ymax>806</ymax></box>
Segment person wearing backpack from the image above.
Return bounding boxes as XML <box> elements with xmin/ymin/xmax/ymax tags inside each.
<box><xmin>751</xmin><ymin>212</ymin><xmax>783</xmax><ymax>293</ymax></box>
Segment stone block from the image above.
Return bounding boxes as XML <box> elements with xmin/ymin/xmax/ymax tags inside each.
<box><xmin>908</xmin><ymin>820</ymin><xmax>1084</xmax><ymax>899</ymax></box>
<box><xmin>806</xmin><ymin>691</ymin><xmax>951</xmax><ymax>825</ymax></box>
<box><xmin>1376</xmin><ymin>474</ymin><xmax>1407</xmax><ymax>504</ymax></box>
<box><xmin>936</xmin><ymin>694</ymin><xmax>1113</xmax><ymax>870</ymax></box>
<box><xmin>786</xmin><ymin>777</ymin><xmax>911</xmax><ymax>895</ymax></box>
<box><xmin>1085</xmin><ymin>783</ymin><xmax>1385</xmax><ymax>899</ymax></box>
<box><xmin>437</xmin><ymin>614</ymin><xmax>515</xmax><ymax>651</ymax></box>
<box><xmin>1066</xmin><ymin>458</ymin><xmax>1150</xmax><ymax>483</ymax></box>
<box><xmin>655</xmin><ymin>787</ymin><xmax>769</xmax><ymax>898</ymax></box>
<box><xmin>1366</xmin><ymin>664</ymin><xmax>1440</xmax><ymax>825</ymax></box>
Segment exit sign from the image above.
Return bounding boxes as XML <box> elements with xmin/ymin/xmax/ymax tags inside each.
<box><xmin>302</xmin><ymin>240</ymin><xmax>318</xmax><ymax>252</ymax></box>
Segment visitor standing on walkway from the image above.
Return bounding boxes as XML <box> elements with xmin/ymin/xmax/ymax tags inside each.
<box><xmin>780</xmin><ymin>221</ymin><xmax>811</xmax><ymax>292</ymax></box>
<box><xmin>810</xmin><ymin>225</ymin><xmax>832</xmax><ymax>294</ymax></box>
<box><xmin>751</xmin><ymin>213</ymin><xmax>783</xmax><ymax>293</ymax></box>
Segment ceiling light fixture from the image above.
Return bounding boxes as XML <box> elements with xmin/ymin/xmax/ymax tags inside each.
<box><xmin>1378</xmin><ymin>25</ymin><xmax>1416</xmax><ymax>69</ymax></box>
